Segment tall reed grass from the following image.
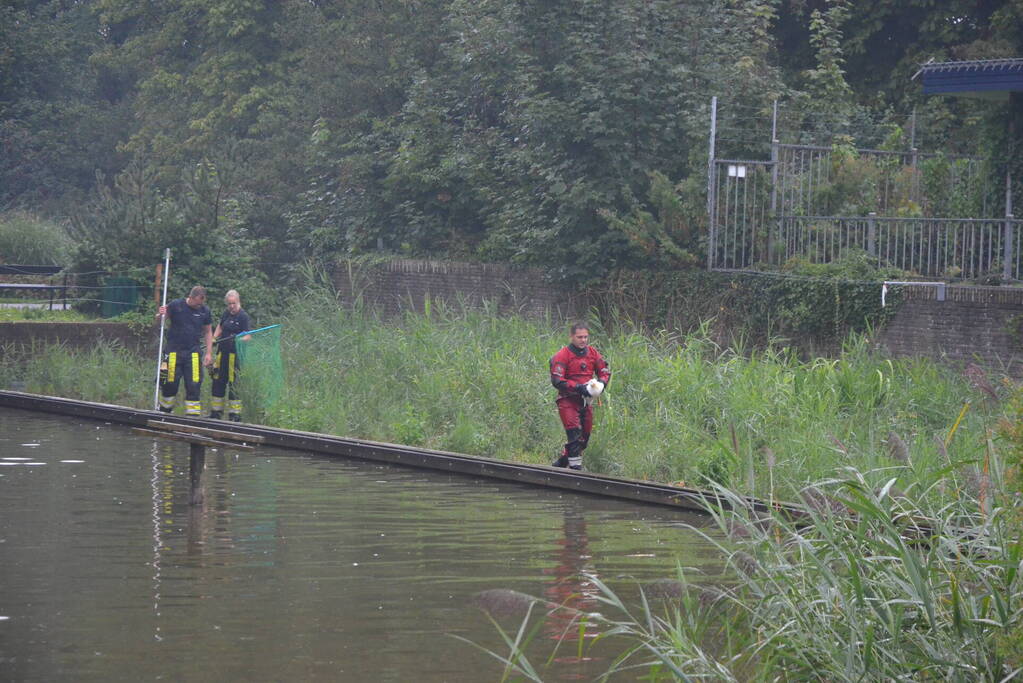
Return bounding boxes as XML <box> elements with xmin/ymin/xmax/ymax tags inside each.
<box><xmin>0</xmin><ymin>277</ymin><xmax>1005</xmax><ymax>505</ymax></box>
<box><xmin>468</xmin><ymin>468</ymin><xmax>1023</xmax><ymax>680</ymax></box>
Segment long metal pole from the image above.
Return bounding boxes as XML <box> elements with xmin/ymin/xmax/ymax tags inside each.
<box><xmin>770</xmin><ymin>100</ymin><xmax>779</xmax><ymax>264</ymax></box>
<box><xmin>706</xmin><ymin>96</ymin><xmax>718</xmax><ymax>269</ymax></box>
<box><xmin>152</xmin><ymin>249</ymin><xmax>171</xmax><ymax>411</ymax></box>
<box><xmin>1005</xmin><ymin>104</ymin><xmax>1016</xmax><ymax>280</ymax></box>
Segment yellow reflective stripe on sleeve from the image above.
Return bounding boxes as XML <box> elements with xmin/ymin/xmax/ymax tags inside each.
<box><xmin>167</xmin><ymin>352</ymin><xmax>177</xmax><ymax>383</ymax></box>
<box><xmin>228</xmin><ymin>353</ymin><xmax>236</xmax><ymax>383</ymax></box>
<box><xmin>192</xmin><ymin>353</ymin><xmax>200</xmax><ymax>383</ymax></box>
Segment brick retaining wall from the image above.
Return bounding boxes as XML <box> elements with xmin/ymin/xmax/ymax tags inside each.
<box><xmin>877</xmin><ymin>284</ymin><xmax>1023</xmax><ymax>376</ymax></box>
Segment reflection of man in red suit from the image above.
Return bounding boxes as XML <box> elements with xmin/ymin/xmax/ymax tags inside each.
<box><xmin>550</xmin><ymin>323</ymin><xmax>611</xmax><ymax>470</ymax></box>
<box><xmin>541</xmin><ymin>507</ymin><xmax>602</xmax><ymax>665</ymax></box>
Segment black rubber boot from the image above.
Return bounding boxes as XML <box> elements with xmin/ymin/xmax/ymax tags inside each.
<box><xmin>228</xmin><ymin>414</ymin><xmax>241</xmax><ymax>422</ymax></box>
<box><xmin>158</xmin><ymin>405</ymin><xmax>173</xmax><ymax>413</ymax></box>
<box><xmin>552</xmin><ymin>452</ymin><xmax>569</xmax><ymax>468</ymax></box>
<box><xmin>209</xmin><ymin>410</ymin><xmax>223</xmax><ymax>420</ymax></box>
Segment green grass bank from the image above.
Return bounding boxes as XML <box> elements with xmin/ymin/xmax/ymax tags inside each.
<box><xmin>0</xmin><ymin>281</ymin><xmax>1007</xmax><ymax>505</ymax></box>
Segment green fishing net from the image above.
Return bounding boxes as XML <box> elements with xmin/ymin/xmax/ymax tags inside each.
<box><xmin>235</xmin><ymin>325</ymin><xmax>283</xmax><ymax>418</ymax></box>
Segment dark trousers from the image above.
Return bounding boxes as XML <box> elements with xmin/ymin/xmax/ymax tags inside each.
<box><xmin>211</xmin><ymin>350</ymin><xmax>239</xmax><ymax>400</ymax></box>
<box><xmin>556</xmin><ymin>395</ymin><xmax>593</xmax><ymax>464</ymax></box>
<box><xmin>159</xmin><ymin>351</ymin><xmax>203</xmax><ymax>415</ymax></box>
<box><xmin>210</xmin><ymin>350</ymin><xmax>242</xmax><ymax>417</ymax></box>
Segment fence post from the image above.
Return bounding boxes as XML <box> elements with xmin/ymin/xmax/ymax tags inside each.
<box><xmin>1005</xmin><ymin>214</ymin><xmax>1015</xmax><ymax>281</ymax></box>
<box><xmin>769</xmin><ymin>100</ymin><xmax>779</xmax><ymax>265</ymax></box>
<box><xmin>706</xmin><ymin>96</ymin><xmax>717</xmax><ymax>270</ymax></box>
<box><xmin>867</xmin><ymin>212</ymin><xmax>876</xmax><ymax>259</ymax></box>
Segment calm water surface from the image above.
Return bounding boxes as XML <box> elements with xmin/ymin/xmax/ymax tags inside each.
<box><xmin>0</xmin><ymin>407</ymin><xmax>724</xmax><ymax>681</ymax></box>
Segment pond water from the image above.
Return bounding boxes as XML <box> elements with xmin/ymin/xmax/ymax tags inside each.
<box><xmin>0</xmin><ymin>407</ymin><xmax>725</xmax><ymax>681</ymax></box>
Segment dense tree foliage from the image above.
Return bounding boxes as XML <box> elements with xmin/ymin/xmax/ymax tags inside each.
<box><xmin>1</xmin><ymin>0</ymin><xmax>1020</xmax><ymax>285</ymax></box>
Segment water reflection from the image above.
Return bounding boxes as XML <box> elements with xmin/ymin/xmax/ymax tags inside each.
<box><xmin>0</xmin><ymin>407</ymin><xmax>724</xmax><ymax>681</ymax></box>
<box><xmin>541</xmin><ymin>505</ymin><xmax>602</xmax><ymax>670</ymax></box>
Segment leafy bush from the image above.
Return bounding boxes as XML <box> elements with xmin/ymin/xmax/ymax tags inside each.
<box><xmin>69</xmin><ymin>156</ymin><xmax>271</xmax><ymax>319</ymax></box>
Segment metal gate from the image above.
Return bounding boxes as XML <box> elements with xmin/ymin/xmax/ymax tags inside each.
<box><xmin>707</xmin><ymin>159</ymin><xmax>774</xmax><ymax>269</ymax></box>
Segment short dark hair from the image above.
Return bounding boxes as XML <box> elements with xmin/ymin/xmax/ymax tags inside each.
<box><xmin>189</xmin><ymin>285</ymin><xmax>207</xmax><ymax>299</ymax></box>
<box><xmin>570</xmin><ymin>322</ymin><xmax>589</xmax><ymax>335</ymax></box>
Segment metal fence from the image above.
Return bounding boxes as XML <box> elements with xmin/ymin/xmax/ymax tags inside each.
<box><xmin>706</xmin><ymin>98</ymin><xmax>1013</xmax><ymax>279</ymax></box>
<box><xmin>774</xmin><ymin>144</ymin><xmax>988</xmax><ymax>219</ymax></box>
<box><xmin>710</xmin><ymin>213</ymin><xmax>1023</xmax><ymax>279</ymax></box>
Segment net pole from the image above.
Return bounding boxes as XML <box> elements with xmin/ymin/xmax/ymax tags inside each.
<box><xmin>152</xmin><ymin>249</ymin><xmax>171</xmax><ymax>411</ymax></box>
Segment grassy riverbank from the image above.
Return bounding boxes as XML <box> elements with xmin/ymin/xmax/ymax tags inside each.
<box><xmin>0</xmin><ymin>281</ymin><xmax>1006</xmax><ymax>504</ymax></box>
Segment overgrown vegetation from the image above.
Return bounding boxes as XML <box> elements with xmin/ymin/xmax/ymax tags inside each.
<box><xmin>587</xmin><ymin>253</ymin><xmax>902</xmax><ymax>353</ymax></box>
<box><xmin>472</xmin><ymin>470</ymin><xmax>1023</xmax><ymax>680</ymax></box>
<box><xmin>0</xmin><ymin>282</ymin><xmax>1002</xmax><ymax>506</ymax></box>
<box><xmin>0</xmin><ymin>212</ymin><xmax>74</xmax><ymax>266</ymax></box>
<box><xmin>4</xmin><ymin>1</ymin><xmax>1021</xmax><ymax>285</ymax></box>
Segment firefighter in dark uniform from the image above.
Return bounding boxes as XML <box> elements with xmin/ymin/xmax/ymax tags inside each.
<box><xmin>156</xmin><ymin>285</ymin><xmax>213</xmax><ymax>416</ymax></box>
<box><xmin>210</xmin><ymin>289</ymin><xmax>251</xmax><ymax>421</ymax></box>
<box><xmin>549</xmin><ymin>322</ymin><xmax>611</xmax><ymax>470</ymax></box>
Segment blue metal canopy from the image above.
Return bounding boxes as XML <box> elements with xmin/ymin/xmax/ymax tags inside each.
<box><xmin>917</xmin><ymin>58</ymin><xmax>1023</xmax><ymax>99</ymax></box>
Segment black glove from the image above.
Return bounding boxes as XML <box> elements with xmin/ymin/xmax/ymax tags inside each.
<box><xmin>575</xmin><ymin>383</ymin><xmax>591</xmax><ymax>397</ymax></box>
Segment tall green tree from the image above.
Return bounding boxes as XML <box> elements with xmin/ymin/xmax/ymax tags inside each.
<box><xmin>337</xmin><ymin>0</ymin><xmax>787</xmax><ymax>279</ymax></box>
<box><xmin>92</xmin><ymin>0</ymin><xmax>288</xmax><ymax>168</ymax></box>
<box><xmin>0</xmin><ymin>0</ymin><xmax>127</xmax><ymax>210</ymax></box>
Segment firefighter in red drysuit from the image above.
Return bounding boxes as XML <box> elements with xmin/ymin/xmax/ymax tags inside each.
<box><xmin>549</xmin><ymin>323</ymin><xmax>610</xmax><ymax>470</ymax></box>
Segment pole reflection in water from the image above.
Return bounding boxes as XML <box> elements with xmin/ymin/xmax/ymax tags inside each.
<box><xmin>150</xmin><ymin>442</ymin><xmax>163</xmax><ymax>642</ymax></box>
<box><xmin>188</xmin><ymin>444</ymin><xmax>205</xmax><ymax>506</ymax></box>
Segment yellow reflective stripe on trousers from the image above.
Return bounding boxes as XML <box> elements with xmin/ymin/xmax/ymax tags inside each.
<box><xmin>167</xmin><ymin>352</ymin><xmax>177</xmax><ymax>383</ymax></box>
<box><xmin>210</xmin><ymin>396</ymin><xmax>225</xmax><ymax>411</ymax></box>
<box><xmin>185</xmin><ymin>400</ymin><xmax>201</xmax><ymax>416</ymax></box>
<box><xmin>228</xmin><ymin>353</ymin><xmax>235</xmax><ymax>383</ymax></box>
<box><xmin>192</xmin><ymin>353</ymin><xmax>200</xmax><ymax>383</ymax></box>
